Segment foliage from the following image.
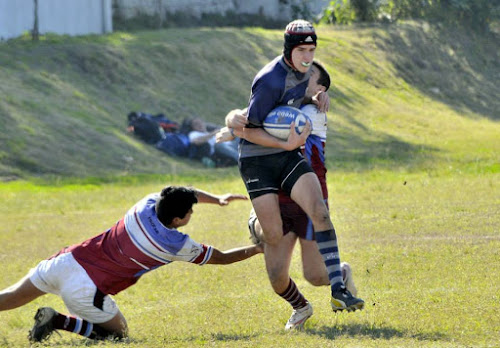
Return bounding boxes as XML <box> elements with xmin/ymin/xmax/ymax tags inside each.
<box><xmin>318</xmin><ymin>0</ymin><xmax>356</xmax><ymax>25</ymax></box>
<box><xmin>319</xmin><ymin>0</ymin><xmax>500</xmax><ymax>31</ymax></box>
<box><xmin>430</xmin><ymin>0</ymin><xmax>500</xmax><ymax>31</ymax></box>
<box><xmin>289</xmin><ymin>0</ymin><xmax>315</xmax><ymax>21</ymax></box>
<box><xmin>350</xmin><ymin>0</ymin><xmax>379</xmax><ymax>22</ymax></box>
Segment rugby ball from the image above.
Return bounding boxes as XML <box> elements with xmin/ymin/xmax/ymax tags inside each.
<box><xmin>263</xmin><ymin>106</ymin><xmax>311</xmax><ymax>140</ymax></box>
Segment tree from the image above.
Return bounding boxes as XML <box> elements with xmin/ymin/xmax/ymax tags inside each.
<box><xmin>319</xmin><ymin>0</ymin><xmax>500</xmax><ymax>32</ymax></box>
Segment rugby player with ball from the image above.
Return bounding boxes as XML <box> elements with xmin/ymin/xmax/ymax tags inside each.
<box><xmin>232</xmin><ymin>19</ymin><xmax>363</xmax><ymax>316</ymax></box>
<box><xmin>218</xmin><ymin>61</ymin><xmax>360</xmax><ymax>330</ymax></box>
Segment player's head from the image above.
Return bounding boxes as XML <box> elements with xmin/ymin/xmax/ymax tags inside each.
<box><xmin>283</xmin><ymin>19</ymin><xmax>317</xmax><ymax>73</ymax></box>
<box><xmin>190</xmin><ymin>118</ymin><xmax>207</xmax><ymax>132</ymax></box>
<box><xmin>313</xmin><ymin>60</ymin><xmax>330</xmax><ymax>91</ymax></box>
<box><xmin>156</xmin><ymin>186</ymin><xmax>198</xmax><ymax>227</ymax></box>
<box><xmin>306</xmin><ymin>60</ymin><xmax>331</xmax><ymax>97</ymax></box>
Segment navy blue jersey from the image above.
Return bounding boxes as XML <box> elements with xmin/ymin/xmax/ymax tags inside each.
<box><xmin>240</xmin><ymin>56</ymin><xmax>311</xmax><ymax>158</ymax></box>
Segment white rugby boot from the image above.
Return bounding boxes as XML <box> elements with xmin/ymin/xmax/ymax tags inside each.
<box><xmin>285</xmin><ymin>303</ymin><xmax>313</xmax><ymax>331</ymax></box>
<box><xmin>341</xmin><ymin>262</ymin><xmax>358</xmax><ymax>297</ymax></box>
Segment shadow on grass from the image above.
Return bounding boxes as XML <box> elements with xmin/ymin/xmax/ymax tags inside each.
<box><xmin>210</xmin><ymin>332</ymin><xmax>257</xmax><ymax>342</ymax></box>
<box><xmin>159</xmin><ymin>332</ymin><xmax>258</xmax><ymax>345</ymax></box>
<box><xmin>326</xmin><ymin>127</ymin><xmax>440</xmax><ymax>172</ymax></box>
<box><xmin>308</xmin><ymin>323</ymin><xmax>447</xmax><ymax>342</ymax></box>
<box><xmin>374</xmin><ymin>22</ymin><xmax>500</xmax><ymax>121</ymax></box>
<box><xmin>45</xmin><ymin>336</ymin><xmax>134</xmax><ymax>346</ymax></box>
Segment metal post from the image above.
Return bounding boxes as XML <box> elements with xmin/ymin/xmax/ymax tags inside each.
<box><xmin>32</xmin><ymin>0</ymin><xmax>39</xmax><ymax>41</ymax></box>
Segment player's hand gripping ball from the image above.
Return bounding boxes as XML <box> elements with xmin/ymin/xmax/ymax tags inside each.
<box><xmin>263</xmin><ymin>106</ymin><xmax>311</xmax><ymax>140</ymax></box>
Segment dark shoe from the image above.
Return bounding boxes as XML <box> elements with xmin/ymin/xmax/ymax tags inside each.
<box><xmin>28</xmin><ymin>307</ymin><xmax>57</xmax><ymax>342</ymax></box>
<box><xmin>331</xmin><ymin>286</ymin><xmax>364</xmax><ymax>312</ymax></box>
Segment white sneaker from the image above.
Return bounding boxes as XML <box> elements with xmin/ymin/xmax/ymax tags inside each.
<box><xmin>341</xmin><ymin>262</ymin><xmax>358</xmax><ymax>297</ymax></box>
<box><xmin>285</xmin><ymin>303</ymin><xmax>313</xmax><ymax>331</ymax></box>
<box><xmin>247</xmin><ymin>209</ymin><xmax>260</xmax><ymax>244</ymax></box>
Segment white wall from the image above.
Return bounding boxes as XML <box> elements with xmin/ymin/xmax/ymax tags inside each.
<box><xmin>0</xmin><ymin>0</ymin><xmax>113</xmax><ymax>40</ymax></box>
<box><xmin>0</xmin><ymin>0</ymin><xmax>33</xmax><ymax>40</ymax></box>
<box><xmin>0</xmin><ymin>0</ymin><xmax>330</xmax><ymax>40</ymax></box>
<box><xmin>114</xmin><ymin>0</ymin><xmax>330</xmax><ymax>21</ymax></box>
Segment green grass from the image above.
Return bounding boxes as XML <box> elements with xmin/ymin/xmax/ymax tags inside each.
<box><xmin>0</xmin><ymin>21</ymin><xmax>498</xmax><ymax>179</ymax></box>
<box><xmin>0</xmin><ymin>171</ymin><xmax>498</xmax><ymax>347</ymax></box>
<box><xmin>0</xmin><ymin>20</ymin><xmax>499</xmax><ymax>347</ymax></box>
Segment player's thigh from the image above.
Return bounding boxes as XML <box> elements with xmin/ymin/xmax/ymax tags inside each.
<box><xmin>299</xmin><ymin>239</ymin><xmax>329</xmax><ymax>286</ymax></box>
<box><xmin>45</xmin><ymin>254</ymin><xmax>120</xmax><ymax>325</ymax></box>
<box><xmin>60</xmin><ymin>282</ymin><xmax>119</xmax><ymax>326</ymax></box>
<box><xmin>252</xmin><ymin>193</ymin><xmax>283</xmax><ymax>244</ymax></box>
<box><xmin>0</xmin><ymin>274</ymin><xmax>46</xmax><ymax>310</ymax></box>
<box><xmin>290</xmin><ymin>173</ymin><xmax>330</xmax><ymax>223</ymax></box>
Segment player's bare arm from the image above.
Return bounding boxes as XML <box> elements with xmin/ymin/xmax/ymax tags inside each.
<box><xmin>224</xmin><ymin>108</ymin><xmax>248</xmax><ymax>129</ymax></box>
<box><xmin>189</xmin><ymin>129</ymin><xmax>219</xmax><ymax>145</ymax></box>
<box><xmin>311</xmin><ymin>90</ymin><xmax>330</xmax><ymax>112</ymax></box>
<box><xmin>216</xmin><ymin>108</ymin><xmax>248</xmax><ymax>142</ymax></box>
<box><xmin>194</xmin><ymin>189</ymin><xmax>248</xmax><ymax>206</ymax></box>
<box><xmin>215</xmin><ymin>126</ymin><xmax>235</xmax><ymax>143</ymax></box>
<box><xmin>207</xmin><ymin>244</ymin><xmax>263</xmax><ymax>265</ymax></box>
<box><xmin>242</xmin><ymin>121</ymin><xmax>311</xmax><ymax>151</ymax></box>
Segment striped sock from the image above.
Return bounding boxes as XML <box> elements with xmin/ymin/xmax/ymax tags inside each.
<box><xmin>315</xmin><ymin>228</ymin><xmax>344</xmax><ymax>291</ymax></box>
<box><xmin>53</xmin><ymin>313</ymin><xmax>111</xmax><ymax>339</ymax></box>
<box><xmin>277</xmin><ymin>278</ymin><xmax>309</xmax><ymax>309</ymax></box>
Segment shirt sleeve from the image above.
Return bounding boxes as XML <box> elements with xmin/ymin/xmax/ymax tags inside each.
<box><xmin>166</xmin><ymin>236</ymin><xmax>214</xmax><ymax>265</ymax></box>
<box><xmin>247</xmin><ymin>77</ymin><xmax>283</xmax><ymax>128</ymax></box>
<box><xmin>188</xmin><ymin>131</ymin><xmax>204</xmax><ymax>142</ymax></box>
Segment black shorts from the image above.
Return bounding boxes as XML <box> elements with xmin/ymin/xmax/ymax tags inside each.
<box><xmin>239</xmin><ymin>151</ymin><xmax>313</xmax><ymax>200</ymax></box>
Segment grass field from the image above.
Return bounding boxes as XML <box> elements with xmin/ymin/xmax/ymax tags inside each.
<box><xmin>0</xmin><ymin>19</ymin><xmax>499</xmax><ymax>347</ymax></box>
<box><xmin>0</xmin><ymin>170</ymin><xmax>498</xmax><ymax>347</ymax></box>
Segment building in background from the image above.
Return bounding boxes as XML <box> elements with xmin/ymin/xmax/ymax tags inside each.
<box><xmin>113</xmin><ymin>0</ymin><xmax>329</xmax><ymax>23</ymax></box>
<box><xmin>0</xmin><ymin>0</ymin><xmax>328</xmax><ymax>40</ymax></box>
<box><xmin>0</xmin><ymin>0</ymin><xmax>112</xmax><ymax>40</ymax></box>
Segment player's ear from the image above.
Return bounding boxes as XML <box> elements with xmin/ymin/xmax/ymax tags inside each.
<box><xmin>170</xmin><ymin>216</ymin><xmax>182</xmax><ymax>228</ymax></box>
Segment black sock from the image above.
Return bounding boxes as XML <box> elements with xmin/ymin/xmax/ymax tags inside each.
<box><xmin>52</xmin><ymin>313</ymin><xmax>113</xmax><ymax>340</ymax></box>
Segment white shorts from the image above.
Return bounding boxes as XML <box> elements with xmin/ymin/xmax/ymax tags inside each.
<box><xmin>29</xmin><ymin>252</ymin><xmax>119</xmax><ymax>324</ymax></box>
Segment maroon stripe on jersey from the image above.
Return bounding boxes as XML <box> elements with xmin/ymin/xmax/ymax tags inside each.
<box><xmin>132</xmin><ymin>208</ymin><xmax>164</xmax><ymax>252</ymax></box>
<box><xmin>192</xmin><ymin>244</ymin><xmax>209</xmax><ymax>264</ymax></box>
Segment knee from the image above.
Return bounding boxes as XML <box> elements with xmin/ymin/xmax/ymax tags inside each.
<box><xmin>117</xmin><ymin>321</ymin><xmax>128</xmax><ymax>338</ymax></box>
<box><xmin>309</xmin><ymin>206</ymin><xmax>330</xmax><ymax>225</ymax></box>
<box><xmin>261</xmin><ymin>227</ymin><xmax>283</xmax><ymax>246</ymax></box>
